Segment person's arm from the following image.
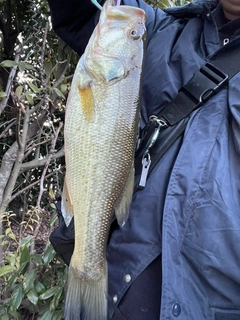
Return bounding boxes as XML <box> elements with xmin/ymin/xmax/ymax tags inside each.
<box><xmin>47</xmin><ymin>0</ymin><xmax>172</xmax><ymax>56</ymax></box>
<box><xmin>47</xmin><ymin>0</ymin><xmax>102</xmax><ymax>55</ymax></box>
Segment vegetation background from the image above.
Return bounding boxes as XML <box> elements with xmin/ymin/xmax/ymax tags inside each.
<box><xmin>0</xmin><ymin>0</ymin><xmax>187</xmax><ymax>318</ymax></box>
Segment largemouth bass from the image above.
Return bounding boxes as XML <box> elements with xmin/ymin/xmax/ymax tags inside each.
<box><xmin>62</xmin><ymin>0</ymin><xmax>146</xmax><ymax>319</ymax></box>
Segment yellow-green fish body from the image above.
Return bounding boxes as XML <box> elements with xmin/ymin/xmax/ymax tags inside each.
<box><xmin>62</xmin><ymin>1</ymin><xmax>146</xmax><ymax>319</ymax></box>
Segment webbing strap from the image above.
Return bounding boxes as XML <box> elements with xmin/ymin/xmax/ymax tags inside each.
<box><xmin>134</xmin><ymin>42</ymin><xmax>240</xmax><ymax>192</ymax></box>
<box><xmin>163</xmin><ymin>63</ymin><xmax>228</xmax><ymax>126</ymax></box>
<box><xmin>211</xmin><ymin>42</ymin><xmax>240</xmax><ymax>78</ymax></box>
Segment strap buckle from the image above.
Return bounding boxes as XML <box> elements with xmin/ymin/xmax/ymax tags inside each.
<box><xmin>137</xmin><ymin>116</ymin><xmax>167</xmax><ymax>190</ymax></box>
<box><xmin>181</xmin><ymin>62</ymin><xmax>229</xmax><ymax>106</ymax></box>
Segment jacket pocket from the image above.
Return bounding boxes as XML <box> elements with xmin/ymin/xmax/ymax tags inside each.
<box><xmin>212</xmin><ymin>308</ymin><xmax>240</xmax><ymax>320</ymax></box>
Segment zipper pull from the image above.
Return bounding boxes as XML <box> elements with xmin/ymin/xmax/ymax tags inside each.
<box><xmin>138</xmin><ymin>153</ymin><xmax>151</xmax><ymax>190</ymax></box>
<box><xmin>223</xmin><ymin>38</ymin><xmax>229</xmax><ymax>46</ymax></box>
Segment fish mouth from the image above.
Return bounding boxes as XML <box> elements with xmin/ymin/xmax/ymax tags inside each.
<box><xmin>82</xmin><ymin>0</ymin><xmax>146</xmax><ymax>85</ymax></box>
<box><xmin>102</xmin><ymin>0</ymin><xmax>146</xmax><ymax>22</ymax></box>
<box><xmin>107</xmin><ymin>5</ymin><xmax>146</xmax><ymax>22</ymax></box>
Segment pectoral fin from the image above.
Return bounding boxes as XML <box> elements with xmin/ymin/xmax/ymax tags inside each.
<box><xmin>114</xmin><ymin>165</ymin><xmax>134</xmax><ymax>226</ymax></box>
<box><xmin>61</xmin><ymin>178</ymin><xmax>74</xmax><ymax>227</ymax></box>
<box><xmin>78</xmin><ymin>83</ymin><xmax>95</xmax><ymax>122</ymax></box>
<box><xmin>86</xmin><ymin>56</ymin><xmax>125</xmax><ymax>84</ymax></box>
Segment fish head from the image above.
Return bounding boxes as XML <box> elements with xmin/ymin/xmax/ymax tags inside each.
<box><xmin>83</xmin><ymin>0</ymin><xmax>146</xmax><ymax>85</ymax></box>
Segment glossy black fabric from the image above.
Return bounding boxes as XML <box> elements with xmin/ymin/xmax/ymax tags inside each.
<box><xmin>49</xmin><ymin>201</ymin><xmax>74</xmax><ymax>265</ymax></box>
<box><xmin>109</xmin><ymin>254</ymin><xmax>162</xmax><ymax>320</ymax></box>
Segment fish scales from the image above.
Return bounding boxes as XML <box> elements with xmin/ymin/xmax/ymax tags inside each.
<box><xmin>62</xmin><ymin>0</ymin><xmax>146</xmax><ymax>319</ymax></box>
<box><xmin>65</xmin><ymin>70</ymin><xmax>139</xmax><ymax>270</ymax></box>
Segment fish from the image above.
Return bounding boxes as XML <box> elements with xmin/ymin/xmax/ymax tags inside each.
<box><xmin>62</xmin><ymin>0</ymin><xmax>146</xmax><ymax>319</ymax></box>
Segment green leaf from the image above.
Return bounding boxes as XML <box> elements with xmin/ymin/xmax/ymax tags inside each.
<box><xmin>39</xmin><ymin>286</ymin><xmax>60</xmax><ymax>300</ymax></box>
<box><xmin>44</xmin><ymin>59</ymin><xmax>53</xmax><ymax>76</ymax></box>
<box><xmin>9</xmin><ymin>310</ymin><xmax>22</xmax><ymax>320</ymax></box>
<box><xmin>19</xmin><ymin>246</ymin><xmax>30</xmax><ymax>274</ymax></box>
<box><xmin>18</xmin><ymin>261</ymin><xmax>29</xmax><ymax>275</ymax></box>
<box><xmin>40</xmin><ymin>309</ymin><xmax>54</xmax><ymax>320</ymax></box>
<box><xmin>20</xmin><ymin>245</ymin><xmax>30</xmax><ymax>266</ymax></box>
<box><xmin>30</xmin><ymin>253</ymin><xmax>43</xmax><ymax>266</ymax></box>
<box><xmin>27</xmin><ymin>288</ymin><xmax>38</xmax><ymax>305</ymax></box>
<box><xmin>0</xmin><ymin>60</ymin><xmax>18</xmax><ymax>68</ymax></box>
<box><xmin>20</xmin><ymin>235</ymin><xmax>34</xmax><ymax>247</ymax></box>
<box><xmin>53</xmin><ymin>87</ymin><xmax>66</xmax><ymax>99</ymax></box>
<box><xmin>23</xmin><ymin>269</ymin><xmax>36</xmax><ymax>292</ymax></box>
<box><xmin>10</xmin><ymin>283</ymin><xmax>23</xmax><ymax>310</ymax></box>
<box><xmin>50</xmin><ymin>203</ymin><xmax>56</xmax><ymax>209</ymax></box>
<box><xmin>5</xmin><ymin>228</ymin><xmax>12</xmax><ymax>236</ymax></box>
<box><xmin>28</xmin><ymin>82</ymin><xmax>41</xmax><ymax>93</ymax></box>
<box><xmin>6</xmin><ymin>273</ymin><xmax>18</xmax><ymax>290</ymax></box>
<box><xmin>18</xmin><ymin>62</ymin><xmax>35</xmax><ymax>71</ymax></box>
<box><xmin>5</xmin><ymin>253</ymin><xmax>17</xmax><ymax>266</ymax></box>
<box><xmin>8</xmin><ymin>232</ymin><xmax>16</xmax><ymax>240</ymax></box>
<box><xmin>2</xmin><ymin>240</ymin><xmax>9</xmax><ymax>246</ymax></box>
<box><xmin>34</xmin><ymin>280</ymin><xmax>45</xmax><ymax>294</ymax></box>
<box><xmin>42</xmin><ymin>244</ymin><xmax>56</xmax><ymax>265</ymax></box>
<box><xmin>50</xmin><ymin>213</ymin><xmax>58</xmax><ymax>226</ymax></box>
<box><xmin>50</xmin><ymin>286</ymin><xmax>63</xmax><ymax>311</ymax></box>
<box><xmin>26</xmin><ymin>92</ymin><xmax>34</xmax><ymax>105</ymax></box>
<box><xmin>0</xmin><ymin>265</ymin><xmax>15</xmax><ymax>276</ymax></box>
<box><xmin>1</xmin><ymin>314</ymin><xmax>9</xmax><ymax>320</ymax></box>
<box><xmin>0</xmin><ymin>307</ymin><xmax>8</xmax><ymax>316</ymax></box>
<box><xmin>60</xmin><ymin>83</ymin><xmax>68</xmax><ymax>95</ymax></box>
<box><xmin>0</xmin><ymin>91</ymin><xmax>6</xmax><ymax>98</ymax></box>
<box><xmin>52</xmin><ymin>310</ymin><xmax>64</xmax><ymax>320</ymax></box>
<box><xmin>15</xmin><ymin>86</ymin><xmax>23</xmax><ymax>97</ymax></box>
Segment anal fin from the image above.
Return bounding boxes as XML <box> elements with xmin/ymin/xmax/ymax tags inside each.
<box><xmin>114</xmin><ymin>165</ymin><xmax>134</xmax><ymax>227</ymax></box>
<box><xmin>61</xmin><ymin>178</ymin><xmax>74</xmax><ymax>227</ymax></box>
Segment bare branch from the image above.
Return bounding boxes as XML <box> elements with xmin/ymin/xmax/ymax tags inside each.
<box><xmin>34</xmin><ymin>132</ymin><xmax>41</xmax><ymax>161</ymax></box>
<box><xmin>24</xmin><ymin>138</ymin><xmax>50</xmax><ymax>160</ymax></box>
<box><xmin>53</xmin><ymin>53</ymin><xmax>72</xmax><ymax>89</ymax></box>
<box><xmin>20</xmin><ymin>146</ymin><xmax>65</xmax><ymax>172</ymax></box>
<box><xmin>36</xmin><ymin>122</ymin><xmax>63</xmax><ymax>208</ymax></box>
<box><xmin>16</xmin><ymin>108</ymin><xmax>22</xmax><ymax>149</ymax></box>
<box><xmin>0</xmin><ymin>119</ymin><xmax>16</xmax><ymax>139</ymax></box>
<box><xmin>0</xmin><ymin>48</ymin><xmax>21</xmax><ymax>116</ymax></box>
<box><xmin>0</xmin><ymin>107</ymin><xmax>30</xmax><ymax>215</ymax></box>
<box><xmin>46</xmin><ymin>59</ymin><xmax>68</xmax><ymax>85</ymax></box>
<box><xmin>40</xmin><ymin>22</ymin><xmax>49</xmax><ymax>88</ymax></box>
<box><xmin>11</xmin><ymin>169</ymin><xmax>64</xmax><ymax>201</ymax></box>
<box><xmin>0</xmin><ymin>117</ymin><xmax>16</xmax><ymax>129</ymax></box>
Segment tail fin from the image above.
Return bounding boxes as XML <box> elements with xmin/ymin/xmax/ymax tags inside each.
<box><xmin>64</xmin><ymin>262</ymin><xmax>108</xmax><ymax>320</ymax></box>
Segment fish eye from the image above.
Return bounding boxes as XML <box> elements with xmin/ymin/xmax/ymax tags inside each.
<box><xmin>130</xmin><ymin>29</ymin><xmax>140</xmax><ymax>40</ymax></box>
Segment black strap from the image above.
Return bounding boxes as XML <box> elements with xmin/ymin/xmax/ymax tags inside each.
<box><xmin>134</xmin><ymin>42</ymin><xmax>240</xmax><ymax>192</ymax></box>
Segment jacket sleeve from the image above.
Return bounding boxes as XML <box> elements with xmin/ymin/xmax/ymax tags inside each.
<box><xmin>47</xmin><ymin>0</ymin><xmax>102</xmax><ymax>55</ymax></box>
<box><xmin>47</xmin><ymin>0</ymin><xmax>171</xmax><ymax>56</ymax></box>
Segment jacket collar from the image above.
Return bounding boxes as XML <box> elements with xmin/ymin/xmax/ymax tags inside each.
<box><xmin>164</xmin><ymin>0</ymin><xmax>218</xmax><ymax>18</ymax></box>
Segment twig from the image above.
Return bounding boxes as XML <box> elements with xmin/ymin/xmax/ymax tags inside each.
<box><xmin>34</xmin><ymin>130</ymin><xmax>42</xmax><ymax>161</ymax></box>
<box><xmin>11</xmin><ymin>169</ymin><xmax>64</xmax><ymax>201</ymax></box>
<box><xmin>53</xmin><ymin>53</ymin><xmax>72</xmax><ymax>89</ymax></box>
<box><xmin>24</xmin><ymin>138</ymin><xmax>51</xmax><ymax>160</ymax></box>
<box><xmin>36</xmin><ymin>122</ymin><xmax>63</xmax><ymax>208</ymax></box>
<box><xmin>0</xmin><ymin>47</ymin><xmax>21</xmax><ymax>116</ymax></box>
<box><xmin>0</xmin><ymin>117</ymin><xmax>16</xmax><ymax>129</ymax></box>
<box><xmin>20</xmin><ymin>146</ymin><xmax>65</xmax><ymax>172</ymax></box>
<box><xmin>40</xmin><ymin>21</ymin><xmax>49</xmax><ymax>88</ymax></box>
<box><xmin>0</xmin><ymin>119</ymin><xmax>16</xmax><ymax>139</ymax></box>
<box><xmin>16</xmin><ymin>107</ymin><xmax>22</xmax><ymax>149</ymax></box>
<box><xmin>45</xmin><ymin>59</ymin><xmax>68</xmax><ymax>85</ymax></box>
<box><xmin>0</xmin><ymin>106</ymin><xmax>30</xmax><ymax>215</ymax></box>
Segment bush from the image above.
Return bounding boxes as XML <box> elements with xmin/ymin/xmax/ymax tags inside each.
<box><xmin>0</xmin><ymin>212</ymin><xmax>67</xmax><ymax>320</ymax></box>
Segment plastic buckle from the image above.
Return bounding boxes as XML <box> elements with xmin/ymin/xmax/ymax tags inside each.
<box><xmin>181</xmin><ymin>62</ymin><xmax>229</xmax><ymax>106</ymax></box>
<box><xmin>199</xmin><ymin>62</ymin><xmax>229</xmax><ymax>103</ymax></box>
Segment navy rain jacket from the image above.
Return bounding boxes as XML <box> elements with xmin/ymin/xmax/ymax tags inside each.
<box><xmin>47</xmin><ymin>0</ymin><xmax>240</xmax><ymax>319</ymax></box>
